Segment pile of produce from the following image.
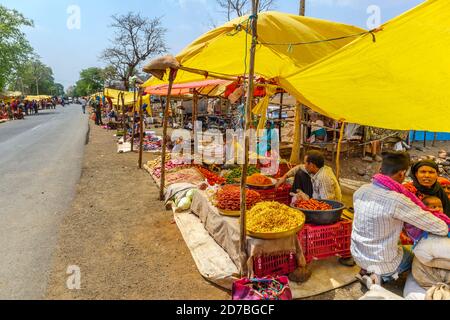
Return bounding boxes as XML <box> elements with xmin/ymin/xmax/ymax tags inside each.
<box><xmin>166</xmin><ymin>168</ymin><xmax>205</xmax><ymax>186</ymax></box>
<box><xmin>225</xmin><ymin>166</ymin><xmax>260</xmax><ymax>184</ymax></box>
<box><xmin>197</xmin><ymin>167</ymin><xmax>226</xmax><ymax>186</ymax></box>
<box><xmin>174</xmin><ymin>189</ymin><xmax>196</xmax><ymax>212</ymax></box>
<box><xmin>152</xmin><ymin>160</ymin><xmax>189</xmax><ymax>178</ymax></box>
<box><xmin>247</xmin><ymin>202</ymin><xmax>305</xmax><ymax>233</ymax></box>
<box><xmin>247</xmin><ymin>173</ymin><xmax>273</xmax><ymax>186</ymax></box>
<box><xmin>294</xmin><ymin>199</ymin><xmax>332</xmax><ymax>211</ymax></box>
<box><xmin>216</xmin><ymin>185</ymin><xmax>261</xmax><ymax>211</ymax></box>
<box><xmin>147</xmin><ymin>154</ymin><xmax>171</xmax><ymax>171</ymax></box>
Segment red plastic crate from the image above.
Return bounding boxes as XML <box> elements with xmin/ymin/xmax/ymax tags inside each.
<box><xmin>253</xmin><ymin>252</ymin><xmax>297</xmax><ymax>277</ymax></box>
<box><xmin>255</xmin><ymin>184</ymin><xmax>292</xmax><ymax>206</ymax></box>
<box><xmin>298</xmin><ymin>220</ymin><xmax>352</xmax><ymax>264</ymax></box>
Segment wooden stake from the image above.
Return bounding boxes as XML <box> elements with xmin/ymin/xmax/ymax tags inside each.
<box><xmin>432</xmin><ymin>132</ymin><xmax>437</xmax><ymax>147</ymax></box>
<box><xmin>138</xmin><ymin>90</ymin><xmax>144</xmax><ymax>169</ymax></box>
<box><xmin>299</xmin><ymin>0</ymin><xmax>306</xmax><ymax>16</ymax></box>
<box><xmin>193</xmin><ymin>90</ymin><xmax>198</xmax><ymax>132</ymax></box>
<box><xmin>131</xmin><ymin>87</ymin><xmax>137</xmax><ymax>152</ymax></box>
<box><xmin>336</xmin><ymin>122</ymin><xmax>346</xmax><ymax>181</ymax></box>
<box><xmin>121</xmin><ymin>93</ymin><xmax>127</xmax><ymax>143</ymax></box>
<box><xmin>239</xmin><ymin>0</ymin><xmax>259</xmax><ymax>278</ymax></box>
<box><xmin>278</xmin><ymin>92</ymin><xmax>284</xmax><ymax>143</ymax></box>
<box><xmin>160</xmin><ymin>69</ymin><xmax>177</xmax><ymax>201</ymax></box>
<box><xmin>290</xmin><ymin>103</ymin><xmax>302</xmax><ymax>164</ymax></box>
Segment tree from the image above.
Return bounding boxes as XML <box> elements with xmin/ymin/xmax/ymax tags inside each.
<box><xmin>9</xmin><ymin>59</ymin><xmax>60</xmax><ymax>95</ymax></box>
<box><xmin>100</xmin><ymin>13</ymin><xmax>167</xmax><ymax>90</ymax></box>
<box><xmin>215</xmin><ymin>0</ymin><xmax>276</xmax><ymax>21</ymax></box>
<box><xmin>0</xmin><ymin>5</ymin><xmax>34</xmax><ymax>91</ymax></box>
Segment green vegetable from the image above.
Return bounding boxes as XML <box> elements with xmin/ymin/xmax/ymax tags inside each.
<box><xmin>225</xmin><ymin>166</ymin><xmax>260</xmax><ymax>184</ymax></box>
<box><xmin>178</xmin><ymin>197</ymin><xmax>192</xmax><ymax>211</ymax></box>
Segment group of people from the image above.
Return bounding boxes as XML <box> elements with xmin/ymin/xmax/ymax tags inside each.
<box><xmin>0</xmin><ymin>98</ymin><xmax>61</xmax><ymax>121</ymax></box>
<box><xmin>275</xmin><ymin>150</ymin><xmax>450</xmax><ymax>298</ymax></box>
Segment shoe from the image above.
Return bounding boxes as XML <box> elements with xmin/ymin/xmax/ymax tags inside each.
<box><xmin>339</xmin><ymin>257</ymin><xmax>356</xmax><ymax>267</ymax></box>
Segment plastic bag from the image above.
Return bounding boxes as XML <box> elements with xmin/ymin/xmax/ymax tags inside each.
<box><xmin>232</xmin><ymin>277</ymin><xmax>292</xmax><ymax>301</ymax></box>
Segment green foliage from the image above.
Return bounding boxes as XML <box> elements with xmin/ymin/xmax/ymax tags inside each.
<box><xmin>0</xmin><ymin>5</ymin><xmax>34</xmax><ymax>91</ymax></box>
<box><xmin>9</xmin><ymin>59</ymin><xmax>64</xmax><ymax>96</ymax></box>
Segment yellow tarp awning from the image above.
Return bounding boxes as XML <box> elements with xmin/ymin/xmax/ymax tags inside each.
<box><xmin>104</xmin><ymin>88</ymin><xmax>151</xmax><ymax>112</ymax></box>
<box><xmin>281</xmin><ymin>0</ymin><xmax>450</xmax><ymax>132</ymax></box>
<box><xmin>143</xmin><ymin>11</ymin><xmax>365</xmax><ymax>87</ymax></box>
<box><xmin>24</xmin><ymin>95</ymin><xmax>52</xmax><ymax>101</ymax></box>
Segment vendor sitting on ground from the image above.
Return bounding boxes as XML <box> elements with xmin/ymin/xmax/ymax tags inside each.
<box><xmin>404</xmin><ymin>160</ymin><xmax>450</xmax><ymax>216</ymax></box>
<box><xmin>351</xmin><ymin>151</ymin><xmax>449</xmax><ymax>288</ymax></box>
<box><xmin>275</xmin><ymin>150</ymin><xmax>342</xmax><ymax>202</ymax></box>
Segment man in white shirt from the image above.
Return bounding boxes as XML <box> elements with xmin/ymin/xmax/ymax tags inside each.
<box><xmin>352</xmin><ymin>151</ymin><xmax>448</xmax><ymax>287</ymax></box>
<box><xmin>275</xmin><ymin>150</ymin><xmax>342</xmax><ymax>202</ymax></box>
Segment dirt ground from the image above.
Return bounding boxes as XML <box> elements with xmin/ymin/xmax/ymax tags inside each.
<box><xmin>46</xmin><ymin>121</ymin><xmax>430</xmax><ymax>300</ymax></box>
<box><xmin>45</xmin><ymin>122</ymin><xmax>229</xmax><ymax>300</ymax></box>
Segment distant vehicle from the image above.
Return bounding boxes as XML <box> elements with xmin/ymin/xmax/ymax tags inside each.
<box><xmin>68</xmin><ymin>97</ymin><xmax>73</xmax><ymax>103</ymax></box>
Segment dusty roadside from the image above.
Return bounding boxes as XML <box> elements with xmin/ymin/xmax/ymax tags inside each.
<box><xmin>45</xmin><ymin>122</ymin><xmax>229</xmax><ymax>300</ymax></box>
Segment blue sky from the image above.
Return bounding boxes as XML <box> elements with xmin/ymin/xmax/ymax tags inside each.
<box><xmin>0</xmin><ymin>0</ymin><xmax>424</xmax><ymax>89</ymax></box>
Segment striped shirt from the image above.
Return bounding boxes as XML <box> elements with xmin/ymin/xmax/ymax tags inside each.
<box><xmin>352</xmin><ymin>183</ymin><xmax>449</xmax><ymax>275</ymax></box>
<box><xmin>286</xmin><ymin>165</ymin><xmax>342</xmax><ymax>201</ymax></box>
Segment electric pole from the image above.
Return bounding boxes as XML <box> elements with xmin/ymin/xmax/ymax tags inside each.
<box><xmin>300</xmin><ymin>0</ymin><xmax>306</xmax><ymax>16</ymax></box>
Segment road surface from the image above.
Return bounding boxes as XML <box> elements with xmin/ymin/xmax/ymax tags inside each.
<box><xmin>0</xmin><ymin>105</ymin><xmax>88</xmax><ymax>299</ymax></box>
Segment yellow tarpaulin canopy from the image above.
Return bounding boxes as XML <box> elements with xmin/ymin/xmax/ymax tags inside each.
<box><xmin>104</xmin><ymin>88</ymin><xmax>137</xmax><ymax>106</ymax></box>
<box><xmin>143</xmin><ymin>11</ymin><xmax>365</xmax><ymax>87</ymax></box>
<box><xmin>24</xmin><ymin>95</ymin><xmax>52</xmax><ymax>101</ymax></box>
<box><xmin>104</xmin><ymin>88</ymin><xmax>151</xmax><ymax>112</ymax></box>
<box><xmin>281</xmin><ymin>0</ymin><xmax>450</xmax><ymax>133</ymax></box>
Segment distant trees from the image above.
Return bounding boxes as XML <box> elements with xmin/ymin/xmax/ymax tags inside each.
<box><xmin>100</xmin><ymin>12</ymin><xmax>168</xmax><ymax>90</ymax></box>
<box><xmin>9</xmin><ymin>59</ymin><xmax>64</xmax><ymax>96</ymax></box>
<box><xmin>0</xmin><ymin>5</ymin><xmax>34</xmax><ymax>91</ymax></box>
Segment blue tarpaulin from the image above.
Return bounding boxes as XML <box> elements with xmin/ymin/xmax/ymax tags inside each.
<box><xmin>411</xmin><ymin>131</ymin><xmax>450</xmax><ymax>142</ymax></box>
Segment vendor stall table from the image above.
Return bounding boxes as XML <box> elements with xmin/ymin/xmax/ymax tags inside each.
<box><xmin>191</xmin><ymin>189</ymin><xmax>301</xmax><ymax>275</ymax></box>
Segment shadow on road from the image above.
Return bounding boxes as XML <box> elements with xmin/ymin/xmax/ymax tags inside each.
<box><xmin>25</xmin><ymin>111</ymin><xmax>59</xmax><ymax>117</ymax></box>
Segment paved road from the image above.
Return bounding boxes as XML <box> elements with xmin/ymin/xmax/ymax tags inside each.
<box><xmin>0</xmin><ymin>105</ymin><xmax>88</xmax><ymax>299</ymax></box>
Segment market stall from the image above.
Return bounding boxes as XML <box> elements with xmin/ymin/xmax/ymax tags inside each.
<box><xmin>140</xmin><ymin>7</ymin><xmax>367</xmax><ymax>294</ymax></box>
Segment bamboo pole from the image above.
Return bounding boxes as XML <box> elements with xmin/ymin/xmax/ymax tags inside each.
<box><xmin>278</xmin><ymin>92</ymin><xmax>284</xmax><ymax>143</ymax></box>
<box><xmin>131</xmin><ymin>87</ymin><xmax>137</xmax><ymax>152</ymax></box>
<box><xmin>423</xmin><ymin>131</ymin><xmax>427</xmax><ymax>148</ymax></box>
<box><xmin>432</xmin><ymin>132</ymin><xmax>437</xmax><ymax>147</ymax></box>
<box><xmin>192</xmin><ymin>90</ymin><xmax>198</xmax><ymax>131</ymax></box>
<box><xmin>138</xmin><ymin>90</ymin><xmax>144</xmax><ymax>169</ymax></box>
<box><xmin>299</xmin><ymin>0</ymin><xmax>306</xmax><ymax>16</ymax></box>
<box><xmin>121</xmin><ymin>93</ymin><xmax>127</xmax><ymax>143</ymax></box>
<box><xmin>239</xmin><ymin>0</ymin><xmax>259</xmax><ymax>278</ymax></box>
<box><xmin>290</xmin><ymin>103</ymin><xmax>303</xmax><ymax>164</ymax></box>
<box><xmin>336</xmin><ymin>122</ymin><xmax>346</xmax><ymax>181</ymax></box>
<box><xmin>160</xmin><ymin>69</ymin><xmax>177</xmax><ymax>201</ymax></box>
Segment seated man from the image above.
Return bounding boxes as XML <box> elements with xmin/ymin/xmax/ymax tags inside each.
<box><xmin>276</xmin><ymin>150</ymin><xmax>342</xmax><ymax>202</ymax></box>
<box><xmin>352</xmin><ymin>151</ymin><xmax>449</xmax><ymax>287</ymax></box>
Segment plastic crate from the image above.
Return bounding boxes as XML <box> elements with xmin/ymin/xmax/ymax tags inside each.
<box><xmin>255</xmin><ymin>184</ymin><xmax>292</xmax><ymax>206</ymax></box>
<box><xmin>253</xmin><ymin>252</ymin><xmax>297</xmax><ymax>278</ymax></box>
<box><xmin>298</xmin><ymin>220</ymin><xmax>352</xmax><ymax>264</ymax></box>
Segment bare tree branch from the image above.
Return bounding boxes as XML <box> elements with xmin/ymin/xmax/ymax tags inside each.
<box><xmin>100</xmin><ymin>13</ymin><xmax>167</xmax><ymax>90</ymax></box>
<box><xmin>215</xmin><ymin>0</ymin><xmax>276</xmax><ymax>20</ymax></box>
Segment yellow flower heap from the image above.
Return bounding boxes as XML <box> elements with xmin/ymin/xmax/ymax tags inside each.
<box><xmin>247</xmin><ymin>202</ymin><xmax>305</xmax><ymax>233</ymax></box>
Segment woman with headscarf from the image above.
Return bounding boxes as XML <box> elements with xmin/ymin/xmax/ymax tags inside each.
<box><xmin>404</xmin><ymin>160</ymin><xmax>450</xmax><ymax>216</ymax></box>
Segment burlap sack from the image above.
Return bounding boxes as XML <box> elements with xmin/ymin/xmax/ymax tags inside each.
<box><xmin>414</xmin><ymin>235</ymin><xmax>450</xmax><ymax>270</ymax></box>
<box><xmin>425</xmin><ymin>284</ymin><xmax>450</xmax><ymax>300</ymax></box>
<box><xmin>412</xmin><ymin>258</ymin><xmax>450</xmax><ymax>289</ymax></box>
<box><xmin>143</xmin><ymin>55</ymin><xmax>180</xmax><ymax>79</ymax></box>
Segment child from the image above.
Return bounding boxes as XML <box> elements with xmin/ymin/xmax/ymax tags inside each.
<box><xmin>423</xmin><ymin>196</ymin><xmax>444</xmax><ymax>212</ymax></box>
